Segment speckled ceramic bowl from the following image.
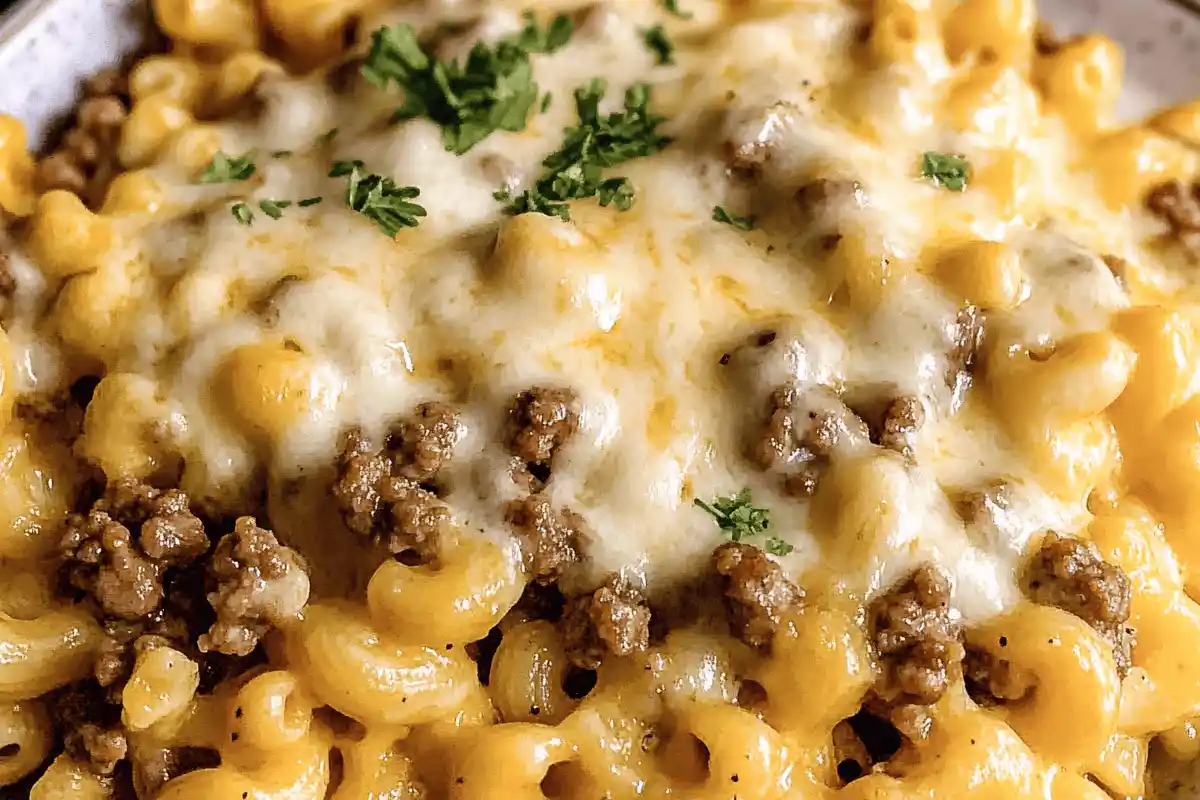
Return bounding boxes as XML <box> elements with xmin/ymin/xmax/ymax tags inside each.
<box><xmin>2</xmin><ymin>0</ymin><xmax>1200</xmax><ymax>148</ymax></box>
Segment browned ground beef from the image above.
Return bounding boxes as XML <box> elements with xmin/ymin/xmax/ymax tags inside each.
<box><xmin>330</xmin><ymin>427</ymin><xmax>453</xmax><ymax>560</ymax></box>
<box><xmin>868</xmin><ymin>566</ymin><xmax>964</xmax><ymax>706</ymax></box>
<box><xmin>711</xmin><ymin>542</ymin><xmax>803</xmax><ymax>647</ymax></box>
<box><xmin>199</xmin><ymin>517</ymin><xmax>310</xmax><ymax>657</ymax></box>
<box><xmin>53</xmin><ymin>682</ymin><xmax>127</xmax><ymax>776</ymax></box>
<box><xmin>394</xmin><ymin>401</ymin><xmax>461</xmax><ymax>482</ymax></box>
<box><xmin>1146</xmin><ymin>180</ymin><xmax>1200</xmax><ymax>249</ymax></box>
<box><xmin>53</xmin><ymin>479</ymin><xmax>298</xmax><ymax>784</ymax></box>
<box><xmin>36</xmin><ymin>70</ymin><xmax>132</xmax><ymax>206</ymax></box>
<box><xmin>505</xmin><ymin>387</ymin><xmax>581</xmax><ymax>466</ymax></box>
<box><xmin>60</xmin><ymin>481</ymin><xmax>209</xmax><ymax>620</ymax></box>
<box><xmin>750</xmin><ymin>384</ymin><xmax>867</xmax><ymax>495</ymax></box>
<box><xmin>505</xmin><ymin>494</ymin><xmax>583</xmax><ymax>584</ymax></box>
<box><xmin>963</xmin><ymin>646</ymin><xmax>1037</xmax><ymax>705</ymax></box>
<box><xmin>946</xmin><ymin>305</ymin><xmax>985</xmax><ymax>394</ymax></box>
<box><xmin>561</xmin><ymin>574</ymin><xmax>652</xmax><ymax>669</ymax></box>
<box><xmin>877</xmin><ymin>396</ymin><xmax>924</xmax><ymax>457</ymax></box>
<box><xmin>1024</xmin><ymin>533</ymin><xmax>1134</xmax><ymax>677</ymax></box>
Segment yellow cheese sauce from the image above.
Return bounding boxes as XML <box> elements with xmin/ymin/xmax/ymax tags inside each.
<box><xmin>3</xmin><ymin>0</ymin><xmax>1200</xmax><ymax>798</ymax></box>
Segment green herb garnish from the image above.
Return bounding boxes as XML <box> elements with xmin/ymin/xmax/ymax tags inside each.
<box><xmin>361</xmin><ymin>14</ymin><xmax>573</xmax><ymax>155</ymax></box>
<box><xmin>298</xmin><ymin>196</ymin><xmax>324</xmax><ymax>207</ymax></box>
<box><xmin>330</xmin><ymin>159</ymin><xmax>366</xmax><ymax>178</ymax></box>
<box><xmin>231</xmin><ymin>202</ymin><xmax>254</xmax><ymax>225</ymax></box>
<box><xmin>271</xmin><ymin>150</ymin><xmax>293</xmax><ymax>159</ymax></box>
<box><xmin>713</xmin><ymin>206</ymin><xmax>755</xmax><ymax>230</ymax></box>
<box><xmin>642</xmin><ymin>24</ymin><xmax>675</xmax><ymax>65</ymax></box>
<box><xmin>502</xmin><ymin>80</ymin><xmax>671</xmax><ymax>220</ymax></box>
<box><xmin>343</xmin><ymin>166</ymin><xmax>426</xmax><ymax>237</ymax></box>
<box><xmin>694</xmin><ymin>489</ymin><xmax>770</xmax><ymax>542</ymax></box>
<box><xmin>662</xmin><ymin>0</ymin><xmax>693</xmax><ymax>19</ymax></box>
<box><xmin>920</xmin><ymin>152</ymin><xmax>970</xmax><ymax>192</ymax></box>
<box><xmin>541</xmin><ymin>92</ymin><xmax>553</xmax><ymax>113</ymax></box>
<box><xmin>316</xmin><ymin>128</ymin><xmax>339</xmax><ymax>145</ymax></box>
<box><xmin>259</xmin><ymin>199</ymin><xmax>292</xmax><ymax>219</ymax></box>
<box><xmin>199</xmin><ymin>151</ymin><xmax>256</xmax><ymax>183</ymax></box>
<box><xmin>509</xmin><ymin>11</ymin><xmax>574</xmax><ymax>54</ymax></box>
<box><xmin>765</xmin><ymin>537</ymin><xmax>794</xmax><ymax>556</ymax></box>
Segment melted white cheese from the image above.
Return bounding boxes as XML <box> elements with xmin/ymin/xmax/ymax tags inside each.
<box><xmin>7</xmin><ymin>2</ymin><xmax>1161</xmax><ymax>622</ymax></box>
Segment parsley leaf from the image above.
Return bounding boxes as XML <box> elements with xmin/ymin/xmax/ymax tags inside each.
<box><xmin>330</xmin><ymin>159</ymin><xmax>366</xmax><ymax>178</ymax></box>
<box><xmin>642</xmin><ymin>24</ymin><xmax>675</xmax><ymax>65</ymax></box>
<box><xmin>712</xmin><ymin>206</ymin><xmax>755</xmax><ymax>230</ymax></box>
<box><xmin>764</xmin><ymin>537</ymin><xmax>794</xmax><ymax>556</ymax></box>
<box><xmin>259</xmin><ymin>199</ymin><xmax>292</xmax><ymax>219</ymax></box>
<box><xmin>298</xmin><ymin>196</ymin><xmax>323</xmax><ymax>207</ymax></box>
<box><xmin>921</xmin><ymin>151</ymin><xmax>969</xmax><ymax>192</ymax></box>
<box><xmin>502</xmin><ymin>80</ymin><xmax>671</xmax><ymax>220</ymax></box>
<box><xmin>541</xmin><ymin>92</ymin><xmax>553</xmax><ymax>113</ymax></box>
<box><xmin>510</xmin><ymin>11</ymin><xmax>574</xmax><ymax>54</ymax></box>
<box><xmin>694</xmin><ymin>489</ymin><xmax>770</xmax><ymax>542</ymax></box>
<box><xmin>231</xmin><ymin>202</ymin><xmax>254</xmax><ymax>225</ymax></box>
<box><xmin>662</xmin><ymin>0</ymin><xmax>693</xmax><ymax>19</ymax></box>
<box><xmin>361</xmin><ymin>15</ymin><xmax>573</xmax><ymax>155</ymax></box>
<box><xmin>199</xmin><ymin>151</ymin><xmax>256</xmax><ymax>183</ymax></box>
<box><xmin>343</xmin><ymin>166</ymin><xmax>426</xmax><ymax>237</ymax></box>
<box><xmin>316</xmin><ymin>128</ymin><xmax>339</xmax><ymax>146</ymax></box>
<box><xmin>271</xmin><ymin>150</ymin><xmax>293</xmax><ymax>159</ymax></box>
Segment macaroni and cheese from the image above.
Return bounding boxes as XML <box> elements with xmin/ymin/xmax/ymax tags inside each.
<box><xmin>2</xmin><ymin>0</ymin><xmax>1200</xmax><ymax>798</ymax></box>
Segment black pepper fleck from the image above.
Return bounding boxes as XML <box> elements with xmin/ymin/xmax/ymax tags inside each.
<box><xmin>731</xmin><ymin>775</ymin><xmax>740</xmax><ymax>783</ymax></box>
<box><xmin>999</xmin><ymin>636</ymin><xmax>1007</xmax><ymax>647</ymax></box>
<box><xmin>231</xmin><ymin>733</ymin><xmax>239</xmax><ymax>742</ymax></box>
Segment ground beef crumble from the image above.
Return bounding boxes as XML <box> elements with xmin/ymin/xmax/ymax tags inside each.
<box><xmin>1024</xmin><ymin>533</ymin><xmax>1134</xmax><ymax>678</ymax></box>
<box><xmin>561</xmin><ymin>573</ymin><xmax>652</xmax><ymax>669</ymax></box>
<box><xmin>751</xmin><ymin>384</ymin><xmax>867</xmax><ymax>496</ymax></box>
<box><xmin>199</xmin><ymin>516</ymin><xmax>310</xmax><ymax>657</ymax></box>
<box><xmin>505</xmin><ymin>387</ymin><xmax>581</xmax><ymax>467</ymax></box>
<box><xmin>963</xmin><ymin>646</ymin><xmax>1037</xmax><ymax>705</ymax></box>
<box><xmin>946</xmin><ymin>305</ymin><xmax>985</xmax><ymax>402</ymax></box>
<box><xmin>331</xmin><ymin>420</ymin><xmax>457</xmax><ymax>560</ymax></box>
<box><xmin>868</xmin><ymin>566</ymin><xmax>965</xmax><ymax>706</ymax></box>
<box><xmin>1145</xmin><ymin>180</ymin><xmax>1200</xmax><ymax>254</ymax></box>
<box><xmin>505</xmin><ymin>494</ymin><xmax>583</xmax><ymax>584</ymax></box>
<box><xmin>711</xmin><ymin>542</ymin><xmax>803</xmax><ymax>647</ymax></box>
<box><xmin>52</xmin><ymin>478</ymin><xmax>305</xmax><ymax>784</ymax></box>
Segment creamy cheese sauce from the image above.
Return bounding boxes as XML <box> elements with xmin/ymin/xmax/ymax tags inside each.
<box><xmin>6</xmin><ymin>1</ymin><xmax>1189</xmax><ymax>627</ymax></box>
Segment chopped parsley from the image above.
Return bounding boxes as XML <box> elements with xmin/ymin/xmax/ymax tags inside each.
<box><xmin>316</xmin><ymin>128</ymin><xmax>339</xmax><ymax>145</ymax></box>
<box><xmin>712</xmin><ymin>206</ymin><xmax>754</xmax><ymax>230</ymax></box>
<box><xmin>361</xmin><ymin>13</ymin><xmax>573</xmax><ymax>155</ymax></box>
<box><xmin>271</xmin><ymin>150</ymin><xmax>293</xmax><ymax>159</ymax></box>
<box><xmin>509</xmin><ymin>11</ymin><xmax>574</xmax><ymax>54</ymax></box>
<box><xmin>642</xmin><ymin>24</ymin><xmax>675</xmax><ymax>65</ymax></box>
<box><xmin>764</xmin><ymin>537</ymin><xmax>794</xmax><ymax>557</ymax></box>
<box><xmin>231</xmin><ymin>202</ymin><xmax>254</xmax><ymax>225</ymax></box>
<box><xmin>298</xmin><ymin>196</ymin><xmax>324</xmax><ymax>207</ymax></box>
<box><xmin>329</xmin><ymin>159</ymin><xmax>366</xmax><ymax>178</ymax></box>
<box><xmin>343</xmin><ymin>165</ymin><xmax>426</xmax><ymax>237</ymax></box>
<box><xmin>199</xmin><ymin>151</ymin><xmax>256</xmax><ymax>183</ymax></box>
<box><xmin>259</xmin><ymin>199</ymin><xmax>292</xmax><ymax>219</ymax></box>
<box><xmin>501</xmin><ymin>80</ymin><xmax>671</xmax><ymax>220</ymax></box>
<box><xmin>541</xmin><ymin>92</ymin><xmax>553</xmax><ymax>113</ymax></box>
<box><xmin>694</xmin><ymin>489</ymin><xmax>770</xmax><ymax>543</ymax></box>
<box><xmin>662</xmin><ymin>0</ymin><xmax>693</xmax><ymax>19</ymax></box>
<box><xmin>921</xmin><ymin>151</ymin><xmax>969</xmax><ymax>192</ymax></box>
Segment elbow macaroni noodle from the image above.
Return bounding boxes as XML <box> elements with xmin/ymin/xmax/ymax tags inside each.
<box><xmin>2</xmin><ymin>0</ymin><xmax>1200</xmax><ymax>797</ymax></box>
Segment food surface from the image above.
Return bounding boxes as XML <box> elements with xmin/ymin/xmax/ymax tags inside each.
<box><xmin>2</xmin><ymin>0</ymin><xmax>1200</xmax><ymax>797</ymax></box>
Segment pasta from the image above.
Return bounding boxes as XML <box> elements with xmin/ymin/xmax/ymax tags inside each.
<box><xmin>2</xmin><ymin>0</ymin><xmax>1200</xmax><ymax>797</ymax></box>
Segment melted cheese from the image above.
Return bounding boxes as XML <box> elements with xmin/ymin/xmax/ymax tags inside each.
<box><xmin>6</xmin><ymin>2</ymin><xmax>1189</xmax><ymax>626</ymax></box>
